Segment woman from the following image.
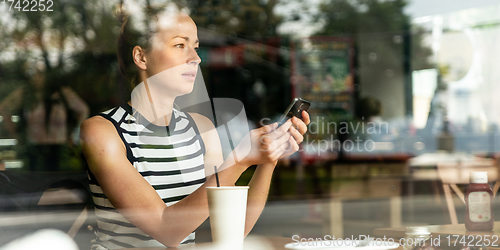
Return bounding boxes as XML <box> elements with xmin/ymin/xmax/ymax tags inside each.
<box><xmin>80</xmin><ymin>4</ymin><xmax>309</xmax><ymax>249</ymax></box>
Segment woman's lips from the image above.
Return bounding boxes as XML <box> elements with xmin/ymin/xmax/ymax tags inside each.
<box><xmin>181</xmin><ymin>71</ymin><xmax>197</xmax><ymax>81</ymax></box>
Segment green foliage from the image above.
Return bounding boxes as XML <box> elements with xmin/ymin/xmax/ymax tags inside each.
<box><xmin>0</xmin><ymin>0</ymin><xmax>123</xmax><ymax>172</ymax></box>
<box><xmin>0</xmin><ymin>0</ymin><xmax>123</xmax><ymax>113</ymax></box>
<box><xmin>185</xmin><ymin>0</ymin><xmax>284</xmax><ymax>40</ymax></box>
<box><xmin>316</xmin><ymin>0</ymin><xmax>409</xmax><ymax>35</ymax></box>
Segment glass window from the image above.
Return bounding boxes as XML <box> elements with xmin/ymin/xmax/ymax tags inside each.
<box><xmin>1</xmin><ymin>0</ymin><xmax>499</xmax><ymax>249</ymax></box>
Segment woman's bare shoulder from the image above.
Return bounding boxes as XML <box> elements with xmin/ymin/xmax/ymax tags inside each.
<box><xmin>80</xmin><ymin>116</ymin><xmax>123</xmax><ymax>150</ymax></box>
<box><xmin>81</xmin><ymin>116</ymin><xmax>114</xmax><ymax>136</ymax></box>
<box><xmin>80</xmin><ymin>115</ymin><xmax>128</xmax><ymax>175</ymax></box>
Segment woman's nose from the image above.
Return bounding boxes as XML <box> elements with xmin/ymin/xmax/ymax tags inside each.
<box><xmin>188</xmin><ymin>49</ymin><xmax>201</xmax><ymax>65</ymax></box>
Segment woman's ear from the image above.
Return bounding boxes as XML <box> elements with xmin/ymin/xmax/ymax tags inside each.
<box><xmin>132</xmin><ymin>46</ymin><xmax>147</xmax><ymax>70</ymax></box>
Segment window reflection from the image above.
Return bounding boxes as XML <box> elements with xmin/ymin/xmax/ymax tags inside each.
<box><xmin>0</xmin><ymin>0</ymin><xmax>500</xmax><ymax>249</ymax></box>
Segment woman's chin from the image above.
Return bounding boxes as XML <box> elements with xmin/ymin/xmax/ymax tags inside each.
<box><xmin>177</xmin><ymin>84</ymin><xmax>195</xmax><ymax>97</ymax></box>
<box><xmin>170</xmin><ymin>81</ymin><xmax>195</xmax><ymax>97</ymax></box>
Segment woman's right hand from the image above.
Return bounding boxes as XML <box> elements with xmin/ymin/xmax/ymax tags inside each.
<box><xmin>234</xmin><ymin>119</ymin><xmax>296</xmax><ymax>166</ymax></box>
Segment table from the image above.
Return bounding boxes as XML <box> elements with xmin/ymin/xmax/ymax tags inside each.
<box><xmin>116</xmin><ymin>236</ymin><xmax>293</xmax><ymax>250</ymax></box>
<box><xmin>407</xmin><ymin>152</ymin><xmax>486</xmax><ymax>190</ymax></box>
<box><xmin>407</xmin><ymin>152</ymin><xmax>498</xmax><ymax>224</ymax></box>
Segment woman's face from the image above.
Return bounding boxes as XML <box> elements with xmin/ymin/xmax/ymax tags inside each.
<box><xmin>143</xmin><ymin>14</ymin><xmax>201</xmax><ymax>96</ymax></box>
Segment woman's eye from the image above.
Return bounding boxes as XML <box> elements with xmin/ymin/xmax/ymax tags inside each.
<box><xmin>175</xmin><ymin>44</ymin><xmax>184</xmax><ymax>48</ymax></box>
<box><xmin>195</xmin><ymin>47</ymin><xmax>199</xmax><ymax>52</ymax></box>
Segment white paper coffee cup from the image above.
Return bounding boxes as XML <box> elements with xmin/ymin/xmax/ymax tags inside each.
<box><xmin>206</xmin><ymin>186</ymin><xmax>249</xmax><ymax>250</ymax></box>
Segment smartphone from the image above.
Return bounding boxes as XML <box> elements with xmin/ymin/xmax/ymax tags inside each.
<box><xmin>278</xmin><ymin>97</ymin><xmax>311</xmax><ymax>125</ymax></box>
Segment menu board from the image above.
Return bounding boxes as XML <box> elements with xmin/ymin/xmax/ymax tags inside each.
<box><xmin>292</xmin><ymin>37</ymin><xmax>355</xmax><ymax>161</ymax></box>
<box><xmin>293</xmin><ymin>37</ymin><xmax>354</xmax><ymax>120</ymax></box>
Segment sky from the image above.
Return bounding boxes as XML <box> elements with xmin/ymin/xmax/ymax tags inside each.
<box><xmin>405</xmin><ymin>0</ymin><xmax>500</xmax><ymax>18</ymax></box>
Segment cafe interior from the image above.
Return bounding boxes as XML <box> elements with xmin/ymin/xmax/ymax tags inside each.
<box><xmin>1</xmin><ymin>0</ymin><xmax>500</xmax><ymax>249</ymax></box>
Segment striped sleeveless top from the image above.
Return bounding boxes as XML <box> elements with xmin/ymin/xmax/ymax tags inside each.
<box><xmin>87</xmin><ymin>104</ymin><xmax>207</xmax><ymax>249</ymax></box>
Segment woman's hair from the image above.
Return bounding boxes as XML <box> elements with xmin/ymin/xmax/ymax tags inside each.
<box><xmin>116</xmin><ymin>5</ymin><xmax>149</xmax><ymax>90</ymax></box>
<box><xmin>115</xmin><ymin>3</ymin><xmax>189</xmax><ymax>90</ymax></box>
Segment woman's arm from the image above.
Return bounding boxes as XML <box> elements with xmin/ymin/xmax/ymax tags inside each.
<box><xmin>81</xmin><ymin>114</ymin><xmax>296</xmax><ymax>247</ymax></box>
<box><xmin>190</xmin><ymin>111</ymin><xmax>310</xmax><ymax>237</ymax></box>
<box><xmin>243</xmin><ymin>113</ymin><xmax>310</xmax><ymax>236</ymax></box>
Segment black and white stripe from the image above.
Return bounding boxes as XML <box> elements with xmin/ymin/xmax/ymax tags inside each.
<box><xmin>88</xmin><ymin>104</ymin><xmax>206</xmax><ymax>249</ymax></box>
